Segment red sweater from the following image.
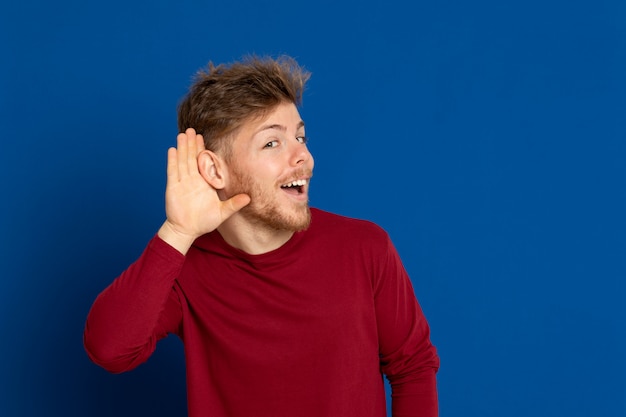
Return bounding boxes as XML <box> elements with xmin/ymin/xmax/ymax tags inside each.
<box><xmin>84</xmin><ymin>208</ymin><xmax>439</xmax><ymax>417</ymax></box>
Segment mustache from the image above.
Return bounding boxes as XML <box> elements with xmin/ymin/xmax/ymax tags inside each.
<box><xmin>279</xmin><ymin>169</ymin><xmax>313</xmax><ymax>184</ymax></box>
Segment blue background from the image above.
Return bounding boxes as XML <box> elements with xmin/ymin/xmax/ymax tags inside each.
<box><xmin>1</xmin><ymin>0</ymin><xmax>624</xmax><ymax>416</ymax></box>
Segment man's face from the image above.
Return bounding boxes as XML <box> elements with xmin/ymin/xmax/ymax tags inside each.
<box><xmin>223</xmin><ymin>102</ymin><xmax>314</xmax><ymax>232</ymax></box>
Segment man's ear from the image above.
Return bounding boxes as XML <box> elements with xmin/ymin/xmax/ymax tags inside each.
<box><xmin>198</xmin><ymin>150</ymin><xmax>226</xmax><ymax>189</ymax></box>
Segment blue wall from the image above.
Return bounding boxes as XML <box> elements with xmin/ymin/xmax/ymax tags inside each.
<box><xmin>1</xmin><ymin>0</ymin><xmax>624</xmax><ymax>416</ymax></box>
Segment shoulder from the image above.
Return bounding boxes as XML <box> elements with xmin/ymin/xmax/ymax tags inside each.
<box><xmin>305</xmin><ymin>209</ymin><xmax>401</xmax><ymax>282</ymax></box>
<box><xmin>308</xmin><ymin>207</ymin><xmax>390</xmax><ymax>244</ymax></box>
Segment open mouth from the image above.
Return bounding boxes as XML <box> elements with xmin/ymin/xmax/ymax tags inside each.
<box><xmin>280</xmin><ymin>179</ymin><xmax>307</xmax><ymax>195</ymax></box>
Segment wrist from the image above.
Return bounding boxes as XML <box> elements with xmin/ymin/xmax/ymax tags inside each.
<box><xmin>157</xmin><ymin>221</ymin><xmax>197</xmax><ymax>255</ymax></box>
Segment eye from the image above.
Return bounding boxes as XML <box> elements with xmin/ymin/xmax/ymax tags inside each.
<box><xmin>296</xmin><ymin>136</ymin><xmax>308</xmax><ymax>144</ymax></box>
<box><xmin>264</xmin><ymin>140</ymin><xmax>279</xmax><ymax>148</ymax></box>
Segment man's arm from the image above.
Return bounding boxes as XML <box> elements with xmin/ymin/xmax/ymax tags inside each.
<box><xmin>83</xmin><ymin>235</ymin><xmax>186</xmax><ymax>372</ymax></box>
<box><xmin>374</xmin><ymin>235</ymin><xmax>440</xmax><ymax>417</ymax></box>
<box><xmin>83</xmin><ymin>129</ymin><xmax>249</xmax><ymax>372</ymax></box>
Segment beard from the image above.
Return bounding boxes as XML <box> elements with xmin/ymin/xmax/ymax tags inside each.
<box><xmin>227</xmin><ymin>164</ymin><xmax>312</xmax><ymax>232</ymax></box>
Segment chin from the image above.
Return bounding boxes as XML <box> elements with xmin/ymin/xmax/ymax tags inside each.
<box><xmin>240</xmin><ymin>204</ymin><xmax>311</xmax><ymax>232</ymax></box>
<box><xmin>276</xmin><ymin>206</ymin><xmax>312</xmax><ymax>232</ymax></box>
<box><xmin>289</xmin><ymin>213</ymin><xmax>311</xmax><ymax>232</ymax></box>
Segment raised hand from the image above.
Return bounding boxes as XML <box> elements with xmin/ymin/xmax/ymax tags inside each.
<box><xmin>158</xmin><ymin>128</ymin><xmax>250</xmax><ymax>254</ymax></box>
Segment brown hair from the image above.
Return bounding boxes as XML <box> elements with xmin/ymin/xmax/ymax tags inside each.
<box><xmin>177</xmin><ymin>55</ymin><xmax>311</xmax><ymax>158</ymax></box>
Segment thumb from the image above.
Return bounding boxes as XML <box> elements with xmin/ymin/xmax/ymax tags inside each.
<box><xmin>220</xmin><ymin>193</ymin><xmax>251</xmax><ymax>219</ymax></box>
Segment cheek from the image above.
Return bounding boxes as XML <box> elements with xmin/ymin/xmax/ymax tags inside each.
<box><xmin>254</xmin><ymin>160</ymin><xmax>283</xmax><ymax>178</ymax></box>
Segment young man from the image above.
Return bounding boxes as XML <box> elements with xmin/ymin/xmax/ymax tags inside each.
<box><xmin>84</xmin><ymin>55</ymin><xmax>440</xmax><ymax>417</ymax></box>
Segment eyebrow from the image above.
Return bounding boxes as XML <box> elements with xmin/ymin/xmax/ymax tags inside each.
<box><xmin>256</xmin><ymin>120</ymin><xmax>305</xmax><ymax>134</ymax></box>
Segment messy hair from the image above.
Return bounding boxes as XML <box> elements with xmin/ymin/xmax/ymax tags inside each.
<box><xmin>177</xmin><ymin>55</ymin><xmax>311</xmax><ymax>159</ymax></box>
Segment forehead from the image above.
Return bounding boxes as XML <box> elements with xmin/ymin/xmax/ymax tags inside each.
<box><xmin>245</xmin><ymin>102</ymin><xmax>303</xmax><ymax>134</ymax></box>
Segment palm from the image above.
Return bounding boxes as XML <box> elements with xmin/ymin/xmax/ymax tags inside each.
<box><xmin>164</xmin><ymin>129</ymin><xmax>249</xmax><ymax>240</ymax></box>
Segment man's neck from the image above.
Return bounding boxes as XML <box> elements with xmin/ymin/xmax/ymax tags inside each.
<box><xmin>217</xmin><ymin>216</ymin><xmax>294</xmax><ymax>255</ymax></box>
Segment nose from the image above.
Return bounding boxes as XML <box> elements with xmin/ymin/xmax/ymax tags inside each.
<box><xmin>290</xmin><ymin>142</ymin><xmax>313</xmax><ymax>167</ymax></box>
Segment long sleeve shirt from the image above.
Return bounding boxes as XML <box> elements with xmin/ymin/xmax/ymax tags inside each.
<box><xmin>84</xmin><ymin>208</ymin><xmax>439</xmax><ymax>417</ymax></box>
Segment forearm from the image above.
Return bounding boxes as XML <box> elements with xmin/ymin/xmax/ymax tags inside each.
<box><xmin>83</xmin><ymin>235</ymin><xmax>185</xmax><ymax>372</ymax></box>
<box><xmin>390</xmin><ymin>368</ymin><xmax>439</xmax><ymax>417</ymax></box>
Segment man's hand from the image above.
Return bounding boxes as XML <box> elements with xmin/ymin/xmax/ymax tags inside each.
<box><xmin>157</xmin><ymin>128</ymin><xmax>250</xmax><ymax>254</ymax></box>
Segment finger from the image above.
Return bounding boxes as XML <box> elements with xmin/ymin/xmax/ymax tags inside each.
<box><xmin>176</xmin><ymin>130</ymin><xmax>190</xmax><ymax>177</ymax></box>
<box><xmin>220</xmin><ymin>193</ymin><xmax>251</xmax><ymax>219</ymax></box>
<box><xmin>166</xmin><ymin>147</ymin><xmax>178</xmax><ymax>182</ymax></box>
<box><xmin>193</xmin><ymin>134</ymin><xmax>206</xmax><ymax>173</ymax></box>
<box><xmin>185</xmin><ymin>128</ymin><xmax>200</xmax><ymax>175</ymax></box>
<box><xmin>195</xmin><ymin>132</ymin><xmax>205</xmax><ymax>152</ymax></box>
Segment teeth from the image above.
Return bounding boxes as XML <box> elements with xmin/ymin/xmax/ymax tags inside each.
<box><xmin>282</xmin><ymin>179</ymin><xmax>307</xmax><ymax>188</ymax></box>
